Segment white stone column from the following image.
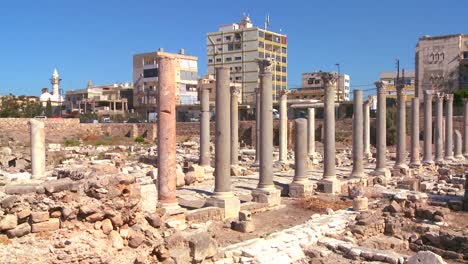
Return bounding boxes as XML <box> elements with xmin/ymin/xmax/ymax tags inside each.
<box><xmin>444</xmin><ymin>94</ymin><xmax>454</xmax><ymax>160</ymax></box>
<box><xmin>289</xmin><ymin>118</ymin><xmax>314</xmax><ymax>197</ymax></box>
<box><xmin>464</xmin><ymin>99</ymin><xmax>468</xmax><ymax>158</ymax></box>
<box><xmin>30</xmin><ymin>119</ymin><xmax>45</xmax><ymax>179</ymax></box>
<box><xmin>423</xmin><ymin>90</ymin><xmax>434</xmax><ymax>164</ymax></box>
<box><xmin>350</xmin><ymin>89</ymin><xmax>365</xmax><ymax>178</ymax></box>
<box><xmin>454</xmin><ymin>130</ymin><xmax>464</xmax><ymax>159</ymax></box>
<box><xmin>279</xmin><ymin>89</ymin><xmax>289</xmax><ymax>162</ymax></box>
<box><xmin>435</xmin><ymin>93</ymin><xmax>444</xmax><ymax>163</ymax></box>
<box><xmin>410</xmin><ymin>97</ymin><xmax>421</xmax><ymax>167</ymax></box>
<box><xmin>394</xmin><ymin>84</ymin><xmax>408</xmax><ymax>169</ymax></box>
<box><xmin>307</xmin><ymin>108</ymin><xmax>316</xmax><ymax>157</ymax></box>
<box><xmin>363</xmin><ymin>98</ymin><xmax>372</xmax><ymax>159</ymax></box>
<box><xmin>371</xmin><ymin>81</ymin><xmax>390</xmax><ymax>178</ymax></box>
<box><xmin>230</xmin><ymin>86</ymin><xmax>240</xmax><ymax>166</ymax></box>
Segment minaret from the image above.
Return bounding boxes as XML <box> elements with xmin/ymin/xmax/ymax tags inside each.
<box><xmin>50</xmin><ymin>68</ymin><xmax>61</xmax><ymax>97</ymax></box>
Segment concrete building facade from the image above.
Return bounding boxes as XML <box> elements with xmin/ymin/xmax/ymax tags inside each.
<box><xmin>380</xmin><ymin>70</ymin><xmax>416</xmax><ymax>99</ymax></box>
<box><xmin>133</xmin><ymin>49</ymin><xmax>198</xmax><ymax>118</ymax></box>
<box><xmin>206</xmin><ymin>15</ymin><xmax>287</xmax><ymax>105</ymax></box>
<box><xmin>415</xmin><ymin>34</ymin><xmax>468</xmax><ymax>98</ymax></box>
<box><xmin>288</xmin><ymin>72</ymin><xmax>350</xmax><ymax>102</ymax></box>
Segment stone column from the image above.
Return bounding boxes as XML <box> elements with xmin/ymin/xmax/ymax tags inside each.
<box><xmin>454</xmin><ymin>130</ymin><xmax>464</xmax><ymax>159</ymax></box>
<box><xmin>464</xmin><ymin>99</ymin><xmax>468</xmax><ymax>158</ymax></box>
<box><xmin>463</xmin><ymin>99</ymin><xmax>468</xmax><ymax>158</ymax></box>
<box><xmin>350</xmin><ymin>89</ymin><xmax>365</xmax><ymax>178</ymax></box>
<box><xmin>289</xmin><ymin>118</ymin><xmax>313</xmax><ymax>197</ymax></box>
<box><xmin>445</xmin><ymin>94</ymin><xmax>454</xmax><ymax>160</ymax></box>
<box><xmin>230</xmin><ymin>86</ymin><xmax>240</xmax><ymax>166</ymax></box>
<box><xmin>394</xmin><ymin>85</ymin><xmax>407</xmax><ymax>169</ymax></box>
<box><xmin>279</xmin><ymin>89</ymin><xmax>289</xmax><ymax>162</ymax></box>
<box><xmin>252</xmin><ymin>59</ymin><xmax>281</xmax><ymax>205</ymax></box>
<box><xmin>321</xmin><ymin>72</ymin><xmax>340</xmax><ymax>193</ymax></box>
<box><xmin>363</xmin><ymin>98</ymin><xmax>372</xmax><ymax>159</ymax></box>
<box><xmin>423</xmin><ymin>90</ymin><xmax>434</xmax><ymax>164</ymax></box>
<box><xmin>410</xmin><ymin>97</ymin><xmax>421</xmax><ymax>167</ymax></box>
<box><xmin>199</xmin><ymin>86</ymin><xmax>211</xmax><ymax>168</ymax></box>
<box><xmin>206</xmin><ymin>67</ymin><xmax>240</xmax><ymax>218</ymax></box>
<box><xmin>371</xmin><ymin>81</ymin><xmax>390</xmax><ymax>178</ymax></box>
<box><xmin>307</xmin><ymin>108</ymin><xmax>316</xmax><ymax>157</ymax></box>
<box><xmin>435</xmin><ymin>93</ymin><xmax>444</xmax><ymax>163</ymax></box>
<box><xmin>30</xmin><ymin>119</ymin><xmax>45</xmax><ymax>179</ymax></box>
<box><xmin>253</xmin><ymin>88</ymin><xmax>261</xmax><ymax>166</ymax></box>
<box><xmin>157</xmin><ymin>56</ymin><xmax>178</xmax><ymax>209</ymax></box>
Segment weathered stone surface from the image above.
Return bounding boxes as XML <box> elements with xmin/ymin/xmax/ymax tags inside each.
<box><xmin>176</xmin><ymin>164</ymin><xmax>185</xmax><ymax>187</ymax></box>
<box><xmin>43</xmin><ymin>178</ymin><xmax>77</xmax><ymax>194</ymax></box>
<box><xmin>0</xmin><ymin>214</ymin><xmax>18</xmax><ymax>231</ymax></box>
<box><xmin>187</xmin><ymin>232</ymin><xmax>218</xmax><ymax>262</ymax></box>
<box><xmin>387</xmin><ymin>201</ymin><xmax>402</xmax><ymax>213</ymax></box>
<box><xmin>30</xmin><ymin>211</ymin><xmax>49</xmax><ymax>223</ymax></box>
<box><xmin>6</xmin><ymin>222</ymin><xmax>31</xmax><ymax>238</ymax></box>
<box><xmin>5</xmin><ymin>184</ymin><xmax>43</xmax><ymax>195</ymax></box>
<box><xmin>408</xmin><ymin>251</ymin><xmax>447</xmax><ymax>264</ymax></box>
<box><xmin>129</xmin><ymin>232</ymin><xmax>145</xmax><ymax>248</ymax></box>
<box><xmin>1</xmin><ymin>196</ymin><xmax>18</xmax><ymax>209</ymax></box>
<box><xmin>231</xmin><ymin>221</ymin><xmax>255</xmax><ymax>233</ymax></box>
<box><xmin>31</xmin><ymin>218</ymin><xmax>60</xmax><ymax>233</ymax></box>
<box><xmin>146</xmin><ymin>213</ymin><xmax>162</xmax><ymax>228</ymax></box>
<box><xmin>109</xmin><ymin>230</ymin><xmax>124</xmax><ymax>250</ymax></box>
<box><xmin>186</xmin><ymin>207</ymin><xmax>224</xmax><ymax>224</ymax></box>
<box><xmin>102</xmin><ymin>218</ymin><xmax>113</xmax><ymax>234</ymax></box>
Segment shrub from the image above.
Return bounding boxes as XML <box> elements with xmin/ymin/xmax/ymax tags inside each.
<box><xmin>135</xmin><ymin>136</ymin><xmax>145</xmax><ymax>143</ymax></box>
<box><xmin>64</xmin><ymin>139</ymin><xmax>80</xmax><ymax>147</ymax></box>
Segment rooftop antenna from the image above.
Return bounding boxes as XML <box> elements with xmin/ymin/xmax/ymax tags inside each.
<box><xmin>265</xmin><ymin>14</ymin><xmax>270</xmax><ymax>30</ymax></box>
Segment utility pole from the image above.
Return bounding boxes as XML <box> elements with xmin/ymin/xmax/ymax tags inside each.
<box><xmin>335</xmin><ymin>63</ymin><xmax>340</xmax><ymax>118</ymax></box>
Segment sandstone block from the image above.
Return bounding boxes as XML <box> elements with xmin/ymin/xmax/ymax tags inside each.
<box><xmin>186</xmin><ymin>207</ymin><xmax>224</xmax><ymax>224</ymax></box>
<box><xmin>31</xmin><ymin>211</ymin><xmax>50</xmax><ymax>223</ymax></box>
<box><xmin>43</xmin><ymin>178</ymin><xmax>77</xmax><ymax>194</ymax></box>
<box><xmin>109</xmin><ymin>230</ymin><xmax>124</xmax><ymax>250</ymax></box>
<box><xmin>31</xmin><ymin>218</ymin><xmax>60</xmax><ymax>233</ymax></box>
<box><xmin>187</xmin><ymin>232</ymin><xmax>218</xmax><ymax>262</ymax></box>
<box><xmin>0</xmin><ymin>214</ymin><xmax>17</xmax><ymax>231</ymax></box>
<box><xmin>238</xmin><ymin>211</ymin><xmax>252</xmax><ymax>221</ymax></box>
<box><xmin>231</xmin><ymin>221</ymin><xmax>255</xmax><ymax>233</ymax></box>
<box><xmin>408</xmin><ymin>251</ymin><xmax>447</xmax><ymax>264</ymax></box>
<box><xmin>102</xmin><ymin>219</ymin><xmax>113</xmax><ymax>234</ymax></box>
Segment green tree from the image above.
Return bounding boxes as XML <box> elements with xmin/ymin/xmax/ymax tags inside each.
<box><xmin>0</xmin><ymin>96</ymin><xmax>21</xmax><ymax>117</ymax></box>
<box><xmin>22</xmin><ymin>100</ymin><xmax>43</xmax><ymax>118</ymax></box>
<box><xmin>386</xmin><ymin>107</ymin><xmax>397</xmax><ymax>146</ymax></box>
<box><xmin>45</xmin><ymin>99</ymin><xmax>53</xmax><ymax>117</ymax></box>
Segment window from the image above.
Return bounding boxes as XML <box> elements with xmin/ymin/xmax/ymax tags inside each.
<box><xmin>226</xmin><ymin>57</ymin><xmax>232</xmax><ymax>62</ymax></box>
<box><xmin>258</xmin><ymin>41</ymin><xmax>264</xmax><ymax>48</ymax></box>
<box><xmin>143</xmin><ymin>68</ymin><xmax>158</xmax><ymax>78</ymax></box>
<box><xmin>208</xmin><ymin>59</ymin><xmax>213</xmax><ymax>63</ymax></box>
<box><xmin>282</xmin><ymin>66</ymin><xmax>287</xmax><ymax>72</ymax></box>
<box><xmin>259</xmin><ymin>31</ymin><xmax>265</xmax><ymax>38</ymax></box>
<box><xmin>235</xmin><ymin>76</ymin><xmax>241</xmax><ymax>81</ymax></box>
<box><xmin>315</xmin><ymin>80</ymin><xmax>320</xmax><ymax>84</ymax></box>
<box><xmin>259</xmin><ymin>52</ymin><xmax>264</xmax><ymax>58</ymax></box>
<box><xmin>276</xmin><ymin>65</ymin><xmax>281</xmax><ymax>72</ymax></box>
<box><xmin>180</xmin><ymin>71</ymin><xmax>197</xmax><ymax>81</ymax></box>
<box><xmin>225</xmin><ymin>35</ymin><xmax>232</xmax><ymax>41</ymax></box>
<box><xmin>464</xmin><ymin>51</ymin><xmax>468</xmax><ymax>59</ymax></box>
<box><xmin>281</xmin><ymin>57</ymin><xmax>287</xmax><ymax>63</ymax></box>
<box><xmin>216</xmin><ymin>38</ymin><xmax>222</xmax><ymax>42</ymax></box>
<box><xmin>216</xmin><ymin>58</ymin><xmax>222</xmax><ymax>62</ymax></box>
<box><xmin>282</xmin><ymin>47</ymin><xmax>287</xmax><ymax>53</ymax></box>
<box><xmin>282</xmin><ymin>76</ymin><xmax>286</xmax><ymax>82</ymax></box>
<box><xmin>234</xmin><ymin>33</ymin><xmax>242</xmax><ymax>40</ymax></box>
<box><xmin>234</xmin><ymin>56</ymin><xmax>242</xmax><ymax>61</ymax></box>
<box><xmin>217</xmin><ymin>47</ymin><xmax>223</xmax><ymax>52</ymax></box>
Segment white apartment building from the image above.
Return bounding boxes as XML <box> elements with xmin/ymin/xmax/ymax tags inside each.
<box><xmin>207</xmin><ymin>15</ymin><xmax>288</xmax><ymax>105</ymax></box>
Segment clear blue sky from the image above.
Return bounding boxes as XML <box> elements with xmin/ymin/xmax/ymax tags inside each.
<box><xmin>0</xmin><ymin>0</ymin><xmax>466</xmax><ymax>97</ymax></box>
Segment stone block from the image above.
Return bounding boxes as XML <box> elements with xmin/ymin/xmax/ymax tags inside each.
<box><xmin>5</xmin><ymin>184</ymin><xmax>42</xmax><ymax>195</ymax></box>
<box><xmin>238</xmin><ymin>211</ymin><xmax>252</xmax><ymax>221</ymax></box>
<box><xmin>0</xmin><ymin>214</ymin><xmax>17</xmax><ymax>231</ymax></box>
<box><xmin>251</xmin><ymin>188</ymin><xmax>281</xmax><ymax>206</ymax></box>
<box><xmin>288</xmin><ymin>182</ymin><xmax>314</xmax><ymax>198</ymax></box>
<box><xmin>408</xmin><ymin>251</ymin><xmax>447</xmax><ymax>264</ymax></box>
<box><xmin>31</xmin><ymin>218</ymin><xmax>60</xmax><ymax>233</ymax></box>
<box><xmin>370</xmin><ymin>169</ymin><xmax>391</xmax><ymax>179</ymax></box>
<box><xmin>187</xmin><ymin>232</ymin><xmax>218</xmax><ymax>262</ymax></box>
<box><xmin>205</xmin><ymin>196</ymin><xmax>240</xmax><ymax>219</ymax></box>
<box><xmin>31</xmin><ymin>211</ymin><xmax>49</xmax><ymax>223</ymax></box>
<box><xmin>231</xmin><ymin>220</ymin><xmax>255</xmax><ymax>233</ymax></box>
<box><xmin>6</xmin><ymin>222</ymin><xmax>31</xmax><ymax>238</ymax></box>
<box><xmin>42</xmin><ymin>178</ymin><xmax>77</xmax><ymax>194</ymax></box>
<box><xmin>186</xmin><ymin>207</ymin><xmax>224</xmax><ymax>223</ymax></box>
<box><xmin>1</xmin><ymin>196</ymin><xmax>18</xmax><ymax>209</ymax></box>
<box><xmin>318</xmin><ymin>179</ymin><xmax>341</xmax><ymax>194</ymax></box>
<box><xmin>353</xmin><ymin>197</ymin><xmax>368</xmax><ymax>212</ymax></box>
<box><xmin>109</xmin><ymin>230</ymin><xmax>124</xmax><ymax>250</ymax></box>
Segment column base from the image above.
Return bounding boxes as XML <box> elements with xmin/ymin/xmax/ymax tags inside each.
<box><xmin>444</xmin><ymin>156</ymin><xmax>455</xmax><ymax>161</ymax></box>
<box><xmin>422</xmin><ymin>160</ymin><xmax>434</xmax><ymax>165</ymax></box>
<box><xmin>364</xmin><ymin>152</ymin><xmax>373</xmax><ymax>160</ymax></box>
<box><xmin>205</xmin><ymin>193</ymin><xmax>240</xmax><ymax>219</ymax></box>
<box><xmin>251</xmin><ymin>187</ymin><xmax>281</xmax><ymax>206</ymax></box>
<box><xmin>289</xmin><ymin>181</ymin><xmax>315</xmax><ymax>198</ymax></box>
<box><xmin>159</xmin><ymin>202</ymin><xmax>181</xmax><ymax>211</ymax></box>
<box><xmin>391</xmin><ymin>167</ymin><xmax>413</xmax><ymax>177</ymax></box>
<box><xmin>409</xmin><ymin>161</ymin><xmax>421</xmax><ymax>169</ymax></box>
<box><xmin>317</xmin><ymin>178</ymin><xmax>341</xmax><ymax>194</ymax></box>
<box><xmin>454</xmin><ymin>154</ymin><xmax>465</xmax><ymax>160</ymax></box>
<box><xmin>350</xmin><ymin>171</ymin><xmax>367</xmax><ymax>179</ymax></box>
<box><xmin>464</xmin><ymin>153</ymin><xmax>468</xmax><ymax>159</ymax></box>
<box><xmin>370</xmin><ymin>168</ymin><xmax>391</xmax><ymax>178</ymax></box>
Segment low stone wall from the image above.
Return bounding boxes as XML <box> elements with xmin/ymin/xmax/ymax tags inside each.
<box><xmin>0</xmin><ymin>116</ymin><xmax>464</xmax><ymax>146</ymax></box>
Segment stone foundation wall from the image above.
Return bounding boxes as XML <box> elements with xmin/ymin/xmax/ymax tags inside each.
<box><xmin>0</xmin><ymin>117</ymin><xmax>463</xmax><ymax>146</ymax></box>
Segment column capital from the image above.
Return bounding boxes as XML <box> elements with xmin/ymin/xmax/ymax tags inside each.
<box><xmin>375</xmin><ymin>81</ymin><xmax>386</xmax><ymax>93</ymax></box>
<box><xmin>436</xmin><ymin>92</ymin><xmax>445</xmax><ymax>101</ymax></box>
<box><xmin>230</xmin><ymin>85</ymin><xmax>241</xmax><ymax>97</ymax></box>
<box><xmin>424</xmin><ymin>89</ymin><xmax>436</xmax><ymax>96</ymax></box>
<box><xmin>256</xmin><ymin>59</ymin><xmax>273</xmax><ymax>74</ymax></box>
<box><xmin>279</xmin><ymin>89</ymin><xmax>290</xmax><ymax>97</ymax></box>
<box><xmin>445</xmin><ymin>93</ymin><xmax>454</xmax><ymax>101</ymax></box>
<box><xmin>320</xmin><ymin>72</ymin><xmax>338</xmax><ymax>86</ymax></box>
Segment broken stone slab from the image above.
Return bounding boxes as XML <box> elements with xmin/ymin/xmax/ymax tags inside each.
<box><xmin>42</xmin><ymin>178</ymin><xmax>78</xmax><ymax>194</ymax></box>
<box><xmin>0</xmin><ymin>214</ymin><xmax>18</xmax><ymax>231</ymax></box>
<box><xmin>5</xmin><ymin>183</ymin><xmax>44</xmax><ymax>195</ymax></box>
<box><xmin>187</xmin><ymin>232</ymin><xmax>218</xmax><ymax>262</ymax></box>
<box><xmin>30</xmin><ymin>211</ymin><xmax>50</xmax><ymax>223</ymax></box>
<box><xmin>408</xmin><ymin>251</ymin><xmax>447</xmax><ymax>264</ymax></box>
<box><xmin>186</xmin><ymin>207</ymin><xmax>224</xmax><ymax>224</ymax></box>
<box><xmin>0</xmin><ymin>195</ymin><xmax>18</xmax><ymax>209</ymax></box>
<box><xmin>231</xmin><ymin>220</ymin><xmax>255</xmax><ymax>233</ymax></box>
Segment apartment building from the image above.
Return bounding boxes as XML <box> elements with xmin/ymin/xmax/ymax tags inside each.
<box><xmin>289</xmin><ymin>72</ymin><xmax>350</xmax><ymax>102</ymax></box>
<box><xmin>65</xmin><ymin>81</ymin><xmax>133</xmax><ymax>116</ymax></box>
<box><xmin>207</xmin><ymin>15</ymin><xmax>287</xmax><ymax>105</ymax></box>
<box><xmin>380</xmin><ymin>70</ymin><xmax>416</xmax><ymax>99</ymax></box>
<box><xmin>133</xmin><ymin>49</ymin><xmax>198</xmax><ymax>118</ymax></box>
<box><xmin>415</xmin><ymin>34</ymin><xmax>468</xmax><ymax>98</ymax></box>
